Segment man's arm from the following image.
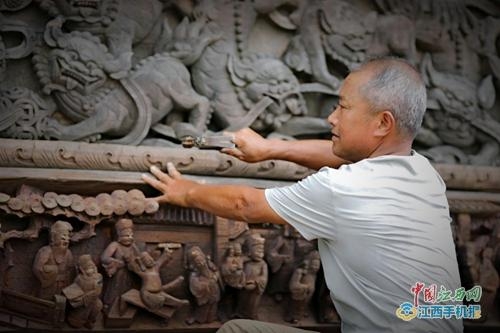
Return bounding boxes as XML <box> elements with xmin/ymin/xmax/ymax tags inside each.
<box><xmin>142</xmin><ymin>164</ymin><xmax>287</xmax><ymax>225</ymax></box>
<box><xmin>221</xmin><ymin>128</ymin><xmax>349</xmax><ymax>170</ymax></box>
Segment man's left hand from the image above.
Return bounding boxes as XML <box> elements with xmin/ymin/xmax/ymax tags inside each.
<box><xmin>141</xmin><ymin>163</ymin><xmax>198</xmax><ymax>207</ymax></box>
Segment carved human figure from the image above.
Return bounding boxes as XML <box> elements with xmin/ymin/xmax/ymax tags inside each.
<box><xmin>265</xmin><ymin>224</ymin><xmax>299</xmax><ymax>302</ymax></box>
<box><xmin>63</xmin><ymin>254</ymin><xmax>103</xmax><ymax>329</ymax></box>
<box><xmin>493</xmin><ymin>224</ymin><xmax>500</xmax><ymax>278</ymax></box>
<box><xmin>128</xmin><ymin>250</ymin><xmax>189</xmax><ymax>311</ymax></box>
<box><xmin>455</xmin><ymin>213</ymin><xmax>476</xmax><ymax>289</ymax></box>
<box><xmin>220</xmin><ymin>242</ymin><xmax>246</xmax><ymax>319</ymax></box>
<box><xmin>235</xmin><ymin>233</ymin><xmax>267</xmax><ymax>319</ymax></box>
<box><xmin>478</xmin><ymin>247</ymin><xmax>500</xmax><ymax>321</ymax></box>
<box><xmin>221</xmin><ymin>242</ymin><xmax>245</xmax><ymax>289</ymax></box>
<box><xmin>186</xmin><ymin>246</ymin><xmax>222</xmax><ymax>325</ymax></box>
<box><xmin>287</xmin><ymin>250</ymin><xmax>320</xmax><ymax>324</ymax></box>
<box><xmin>100</xmin><ymin>218</ymin><xmax>140</xmax><ymax>308</ymax></box>
<box><xmin>33</xmin><ymin>220</ymin><xmax>74</xmax><ymax>300</ymax></box>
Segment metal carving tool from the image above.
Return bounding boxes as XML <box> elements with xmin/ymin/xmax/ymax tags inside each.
<box><xmin>181</xmin><ymin>135</ymin><xmax>235</xmax><ymax>149</ymax></box>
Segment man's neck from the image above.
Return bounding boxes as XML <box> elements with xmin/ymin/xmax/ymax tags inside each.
<box><xmin>368</xmin><ymin>136</ymin><xmax>413</xmax><ymax>159</ymax></box>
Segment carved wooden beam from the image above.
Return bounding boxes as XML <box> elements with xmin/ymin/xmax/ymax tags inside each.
<box><xmin>433</xmin><ymin>164</ymin><xmax>500</xmax><ymax>191</ymax></box>
<box><xmin>0</xmin><ymin>167</ymin><xmax>295</xmax><ymax>196</ymax></box>
<box><xmin>1</xmin><ymin>139</ymin><xmax>500</xmax><ymax>191</ymax></box>
<box><xmin>448</xmin><ymin>199</ymin><xmax>500</xmax><ymax>214</ymax></box>
<box><xmin>0</xmin><ymin>138</ymin><xmax>312</xmax><ymax>180</ymax></box>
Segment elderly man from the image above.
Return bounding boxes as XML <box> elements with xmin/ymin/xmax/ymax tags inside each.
<box><xmin>143</xmin><ymin>57</ymin><xmax>463</xmax><ymax>333</ymax></box>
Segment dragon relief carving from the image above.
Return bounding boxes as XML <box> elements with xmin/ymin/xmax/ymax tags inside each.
<box><xmin>417</xmin><ymin>54</ymin><xmax>500</xmax><ymax>166</ymax></box>
<box><xmin>0</xmin><ymin>0</ymin><xmax>498</xmax><ymax>163</ymax></box>
<box><xmin>374</xmin><ymin>0</ymin><xmax>492</xmax><ymax>83</ymax></box>
<box><xmin>224</xmin><ymin>53</ymin><xmax>307</xmax><ymax>133</ymax></box>
<box><xmin>282</xmin><ymin>0</ymin><xmax>416</xmax><ymax>91</ymax></box>
<box><xmin>181</xmin><ymin>0</ymin><xmax>324</xmax><ymax>136</ymax></box>
<box><xmin>34</xmin><ymin>0</ymin><xmax>165</xmax><ymax>78</ymax></box>
<box><xmin>31</xmin><ymin>16</ymin><xmax>219</xmax><ymax>144</ymax></box>
<box><xmin>30</xmin><ymin>0</ymin><xmax>326</xmax><ymax>143</ymax></box>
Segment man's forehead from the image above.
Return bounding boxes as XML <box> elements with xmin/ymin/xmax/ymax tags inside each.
<box><xmin>338</xmin><ymin>84</ymin><xmax>353</xmax><ymax>103</ymax></box>
<box><xmin>339</xmin><ymin>70</ymin><xmax>371</xmax><ymax>101</ymax></box>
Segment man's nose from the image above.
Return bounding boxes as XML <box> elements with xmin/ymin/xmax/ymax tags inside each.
<box><xmin>327</xmin><ymin>108</ymin><xmax>338</xmax><ymax>125</ymax></box>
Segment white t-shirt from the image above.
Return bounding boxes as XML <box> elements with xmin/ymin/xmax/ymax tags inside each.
<box><xmin>265</xmin><ymin>152</ymin><xmax>463</xmax><ymax>333</ymax></box>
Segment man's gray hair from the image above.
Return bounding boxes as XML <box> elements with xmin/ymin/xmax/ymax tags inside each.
<box><xmin>353</xmin><ymin>57</ymin><xmax>426</xmax><ymax>139</ymax></box>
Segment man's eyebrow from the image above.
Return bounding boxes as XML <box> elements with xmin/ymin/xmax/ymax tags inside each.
<box><xmin>338</xmin><ymin>95</ymin><xmax>348</xmax><ymax>105</ymax></box>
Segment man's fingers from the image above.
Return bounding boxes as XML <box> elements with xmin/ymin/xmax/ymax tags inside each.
<box><xmin>221</xmin><ymin>147</ymin><xmax>244</xmax><ymax>159</ymax></box>
<box><xmin>142</xmin><ymin>173</ymin><xmax>167</xmax><ymax>192</ymax></box>
<box><xmin>151</xmin><ymin>195</ymin><xmax>166</xmax><ymax>202</ymax></box>
<box><xmin>166</xmin><ymin>162</ymin><xmax>182</xmax><ymax>179</ymax></box>
<box><xmin>150</xmin><ymin>165</ymin><xmax>170</xmax><ymax>182</ymax></box>
<box><xmin>220</xmin><ymin>147</ymin><xmax>235</xmax><ymax>155</ymax></box>
<box><xmin>222</xmin><ymin>130</ymin><xmax>240</xmax><ymax>147</ymax></box>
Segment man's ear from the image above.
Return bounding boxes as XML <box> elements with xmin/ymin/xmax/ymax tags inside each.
<box><xmin>374</xmin><ymin>110</ymin><xmax>395</xmax><ymax>137</ymax></box>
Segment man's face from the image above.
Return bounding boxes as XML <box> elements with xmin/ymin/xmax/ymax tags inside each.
<box><xmin>327</xmin><ymin>70</ymin><xmax>381</xmax><ymax>162</ymax></box>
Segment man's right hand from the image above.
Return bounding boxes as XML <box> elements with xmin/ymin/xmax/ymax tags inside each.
<box><xmin>220</xmin><ymin>127</ymin><xmax>349</xmax><ymax>170</ymax></box>
<box><xmin>221</xmin><ymin>128</ymin><xmax>270</xmax><ymax>163</ymax></box>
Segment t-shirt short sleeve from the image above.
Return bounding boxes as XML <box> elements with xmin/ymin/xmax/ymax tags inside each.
<box><xmin>265</xmin><ymin>167</ymin><xmax>336</xmax><ymax>241</ymax></box>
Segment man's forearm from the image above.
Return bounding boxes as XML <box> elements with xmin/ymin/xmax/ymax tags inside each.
<box><xmin>142</xmin><ymin>164</ymin><xmax>287</xmax><ymax>225</ymax></box>
<box><xmin>266</xmin><ymin>139</ymin><xmax>348</xmax><ymax>170</ymax></box>
<box><xmin>185</xmin><ymin>184</ymin><xmax>286</xmax><ymax>224</ymax></box>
